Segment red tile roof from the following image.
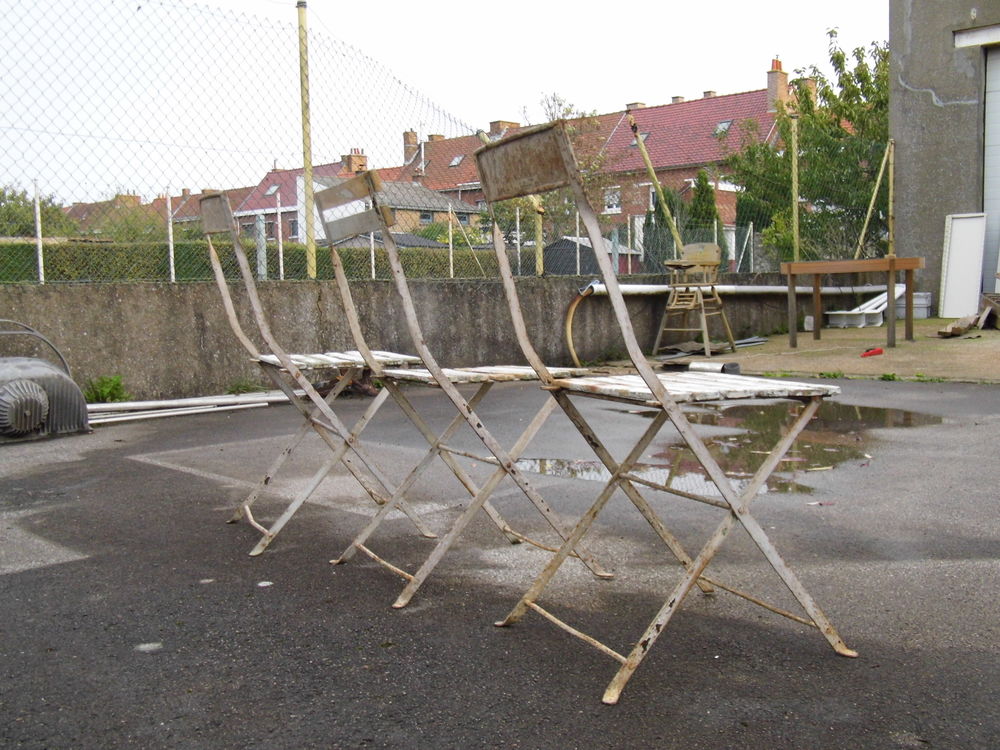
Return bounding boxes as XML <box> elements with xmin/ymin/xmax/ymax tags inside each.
<box><xmin>169</xmin><ymin>185</ymin><xmax>256</xmax><ymax>221</ymax></box>
<box><xmin>390</xmin><ymin>88</ymin><xmax>779</xmax><ymax>192</ymax></box>
<box><xmin>238</xmin><ymin>161</ymin><xmax>349</xmax><ymax>214</ymax></box>
<box><xmin>605</xmin><ymin>90</ymin><xmax>777</xmax><ymax>173</ymax></box>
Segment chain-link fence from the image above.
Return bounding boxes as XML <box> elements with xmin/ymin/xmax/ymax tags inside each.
<box><xmin>2</xmin><ymin>1</ymin><xmax>888</xmax><ymax>284</ymax></box>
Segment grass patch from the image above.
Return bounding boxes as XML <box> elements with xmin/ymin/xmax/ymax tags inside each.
<box><xmin>226</xmin><ymin>377</ymin><xmax>268</xmax><ymax>395</ymax></box>
<box><xmin>83</xmin><ymin>374</ymin><xmax>132</xmax><ymax>403</ymax></box>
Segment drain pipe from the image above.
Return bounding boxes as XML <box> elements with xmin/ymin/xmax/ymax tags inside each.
<box><xmin>565</xmin><ymin>280</ymin><xmax>888</xmax><ymax>367</ymax></box>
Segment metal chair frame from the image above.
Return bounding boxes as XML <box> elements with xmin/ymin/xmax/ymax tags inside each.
<box><xmin>314</xmin><ymin>173</ymin><xmax>610</xmax><ymax>609</ymax></box>
<box><xmin>199</xmin><ymin>194</ymin><xmax>436</xmax><ymax>555</ymax></box>
<box><xmin>475</xmin><ymin>121</ymin><xmax>856</xmax><ymax>705</ymax></box>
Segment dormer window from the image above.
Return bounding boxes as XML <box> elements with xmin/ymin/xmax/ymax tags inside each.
<box><xmin>714</xmin><ymin>120</ymin><xmax>733</xmax><ymax>136</ymax></box>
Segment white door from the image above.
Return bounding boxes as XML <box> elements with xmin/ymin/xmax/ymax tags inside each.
<box><xmin>984</xmin><ymin>46</ymin><xmax>1000</xmax><ymax>292</ymax></box>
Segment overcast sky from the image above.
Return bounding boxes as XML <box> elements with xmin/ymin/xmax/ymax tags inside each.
<box><xmin>220</xmin><ymin>0</ymin><xmax>890</xmax><ymax>127</ymax></box>
<box><xmin>2</xmin><ymin>0</ymin><xmax>890</xmax><ymax>203</ymax></box>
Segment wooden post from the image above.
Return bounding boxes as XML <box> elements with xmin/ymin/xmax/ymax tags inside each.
<box><xmin>628</xmin><ymin>113</ymin><xmax>683</xmax><ymax>256</ymax></box>
<box><xmin>297</xmin><ymin>1</ymin><xmax>316</xmax><ymax>278</ymax></box>
<box><xmin>812</xmin><ymin>274</ymin><xmax>821</xmax><ymax>340</ymax></box>
<box><xmin>790</xmin><ymin>115</ymin><xmax>800</xmax><ymax>262</ymax></box>
<box><xmin>787</xmin><ymin>272</ymin><xmax>798</xmax><ymax>348</ymax></box>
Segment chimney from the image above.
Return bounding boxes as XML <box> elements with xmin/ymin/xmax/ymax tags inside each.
<box><xmin>626</xmin><ymin>102</ymin><xmax>646</xmax><ymax>110</ymax></box>
<box><xmin>489</xmin><ymin>120</ymin><xmax>519</xmax><ymax>136</ymax></box>
<box><xmin>703</xmin><ymin>90</ymin><xmax>716</xmax><ymax>98</ymax></box>
<box><xmin>181</xmin><ymin>188</ymin><xmax>191</xmax><ymax>197</ymax></box>
<box><xmin>403</xmin><ymin>129</ymin><xmax>419</xmax><ymax>162</ymax></box>
<box><xmin>427</xmin><ymin>134</ymin><xmax>445</xmax><ymax>142</ymax></box>
<box><xmin>797</xmin><ymin>76</ymin><xmax>817</xmax><ymax>107</ymax></box>
<box><xmin>342</xmin><ymin>147</ymin><xmax>368</xmax><ymax>174</ymax></box>
<box><xmin>767</xmin><ymin>56</ymin><xmax>789</xmax><ymax>112</ymax></box>
<box><xmin>671</xmin><ymin>96</ymin><xmax>685</xmax><ymax>104</ymax></box>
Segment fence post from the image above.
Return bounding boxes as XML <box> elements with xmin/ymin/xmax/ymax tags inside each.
<box><xmin>166</xmin><ymin>188</ymin><xmax>176</xmax><ymax>282</ymax></box>
<box><xmin>255</xmin><ymin>214</ymin><xmax>267</xmax><ymax>279</ymax></box>
<box><xmin>297</xmin><ymin>0</ymin><xmax>316</xmax><ymax>278</ymax></box>
<box><xmin>575</xmin><ymin>211</ymin><xmax>580</xmax><ymax>275</ymax></box>
<box><xmin>515</xmin><ymin>206</ymin><xmax>521</xmax><ymax>275</ymax></box>
<box><xmin>276</xmin><ymin>190</ymin><xmax>284</xmax><ymax>280</ymax></box>
<box><xmin>33</xmin><ymin>180</ymin><xmax>44</xmax><ymax>284</ymax></box>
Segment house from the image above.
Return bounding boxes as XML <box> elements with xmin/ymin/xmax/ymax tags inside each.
<box><xmin>311</xmin><ymin>176</ymin><xmax>480</xmax><ymax>240</ymax></box>
<box><xmin>890</xmin><ymin>1</ymin><xmax>1000</xmax><ymax>304</ymax></box>
<box><xmin>64</xmin><ymin>193</ymin><xmax>163</xmax><ymax>236</ymax></box>
<box><xmin>542</xmin><ymin>236</ymin><xmax>643</xmax><ymax>276</ymax></box>
<box><xmin>390</xmin><ymin>59</ymin><xmax>802</xmax><ymax>246</ymax></box>
<box><xmin>165</xmin><ymin>185</ymin><xmax>256</xmax><ymax>233</ymax></box>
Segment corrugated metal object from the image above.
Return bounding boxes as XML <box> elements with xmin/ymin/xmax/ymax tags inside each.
<box><xmin>0</xmin><ymin>321</ymin><xmax>90</xmax><ymax>443</ymax></box>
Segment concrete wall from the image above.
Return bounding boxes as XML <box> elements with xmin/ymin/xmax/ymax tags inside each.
<box><xmin>0</xmin><ymin>276</ymin><xmax>845</xmax><ymax>400</ymax></box>
<box><xmin>890</xmin><ymin>1</ymin><xmax>1000</xmax><ymax>307</ymax></box>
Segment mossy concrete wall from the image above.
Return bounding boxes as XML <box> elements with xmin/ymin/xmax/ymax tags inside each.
<box><xmin>0</xmin><ymin>276</ymin><xmax>849</xmax><ymax>399</ymax></box>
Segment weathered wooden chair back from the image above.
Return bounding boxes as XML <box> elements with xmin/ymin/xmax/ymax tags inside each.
<box><xmin>671</xmin><ymin>242</ymin><xmax>722</xmax><ymax>286</ymax></box>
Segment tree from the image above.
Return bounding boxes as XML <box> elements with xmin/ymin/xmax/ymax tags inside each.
<box><xmin>686</xmin><ymin>169</ymin><xmax>728</xmax><ymax>261</ymax></box>
<box><xmin>0</xmin><ymin>185</ymin><xmax>77</xmax><ymax>237</ymax></box>
<box><xmin>95</xmin><ymin>202</ymin><xmax>164</xmax><ymax>242</ymax></box>
<box><xmin>723</xmin><ymin>32</ymin><xmax>889</xmax><ymax>262</ymax></box>
<box><xmin>642</xmin><ymin>186</ymin><xmax>688</xmax><ymax>268</ymax></box>
<box><xmin>414</xmin><ymin>220</ymin><xmax>487</xmax><ymax>247</ymax></box>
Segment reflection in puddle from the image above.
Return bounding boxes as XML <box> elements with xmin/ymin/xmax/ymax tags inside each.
<box><xmin>516</xmin><ymin>402</ymin><xmax>941</xmax><ymax>495</ymax></box>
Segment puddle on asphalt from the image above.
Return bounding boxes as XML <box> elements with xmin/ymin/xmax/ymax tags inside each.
<box><xmin>516</xmin><ymin>402</ymin><xmax>941</xmax><ymax>495</ymax></box>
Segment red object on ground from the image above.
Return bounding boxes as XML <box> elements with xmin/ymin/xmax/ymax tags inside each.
<box><xmin>861</xmin><ymin>347</ymin><xmax>884</xmax><ymax>358</ymax></box>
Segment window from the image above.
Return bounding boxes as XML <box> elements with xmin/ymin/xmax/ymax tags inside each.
<box><xmin>420</xmin><ymin>211</ymin><xmax>433</xmax><ymax>224</ymax></box>
<box><xmin>240</xmin><ymin>222</ymin><xmax>254</xmax><ymax>236</ymax></box>
<box><xmin>265</xmin><ymin>220</ymin><xmax>276</xmax><ymax>238</ymax></box>
<box><xmin>457</xmin><ymin>213</ymin><xmax>470</xmax><ymax>225</ymax></box>
<box><xmin>629</xmin><ymin>132</ymin><xmax>650</xmax><ymax>146</ymax></box>
<box><xmin>603</xmin><ymin>187</ymin><xmax>622</xmax><ymax>215</ymax></box>
<box><xmin>449</xmin><ymin>154</ymin><xmax>464</xmax><ymax>167</ymax></box>
<box><xmin>289</xmin><ymin>218</ymin><xmax>298</xmax><ymax>238</ymax></box>
<box><xmin>648</xmin><ymin>186</ymin><xmax>657</xmax><ymax>210</ymax></box>
<box><xmin>714</xmin><ymin>119</ymin><xmax>732</xmax><ymax>136</ymax></box>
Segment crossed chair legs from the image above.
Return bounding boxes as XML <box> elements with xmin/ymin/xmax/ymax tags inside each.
<box><xmin>496</xmin><ymin>393</ymin><xmax>856</xmax><ymax>705</ymax></box>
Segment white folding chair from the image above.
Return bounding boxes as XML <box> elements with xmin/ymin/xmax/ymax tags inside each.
<box><xmin>476</xmin><ymin>121</ymin><xmax>857</xmax><ymax>704</ymax></box>
<box><xmin>199</xmin><ymin>194</ymin><xmax>436</xmax><ymax>555</ymax></box>
<box><xmin>314</xmin><ymin>172</ymin><xmax>611</xmax><ymax>608</ymax></box>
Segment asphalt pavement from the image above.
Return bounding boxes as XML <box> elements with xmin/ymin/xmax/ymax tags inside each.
<box><xmin>2</xmin><ymin>376</ymin><xmax>999</xmax><ymax>749</ymax></box>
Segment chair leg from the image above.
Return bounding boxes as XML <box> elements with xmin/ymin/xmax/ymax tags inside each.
<box><xmin>698</xmin><ymin>303</ymin><xmax>712</xmax><ymax>357</ymax></box>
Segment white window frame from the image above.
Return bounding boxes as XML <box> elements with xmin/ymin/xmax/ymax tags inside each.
<box><xmin>603</xmin><ymin>186</ymin><xmax>622</xmax><ymax>215</ymax></box>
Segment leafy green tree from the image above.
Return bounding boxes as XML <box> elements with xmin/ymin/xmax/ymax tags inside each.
<box><xmin>0</xmin><ymin>185</ymin><xmax>77</xmax><ymax>237</ymax></box>
<box><xmin>686</xmin><ymin>170</ymin><xmax>728</xmax><ymax>260</ymax></box>
<box><xmin>642</xmin><ymin>187</ymin><xmax>688</xmax><ymax>267</ymax></box>
<box><xmin>414</xmin><ymin>220</ymin><xmax>486</xmax><ymax>247</ymax></box>
<box><xmin>723</xmin><ymin>32</ymin><xmax>889</xmax><ymax>262</ymax></box>
<box><xmin>95</xmin><ymin>202</ymin><xmax>164</xmax><ymax>241</ymax></box>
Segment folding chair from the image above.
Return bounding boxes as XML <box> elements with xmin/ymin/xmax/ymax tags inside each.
<box><xmin>199</xmin><ymin>194</ymin><xmax>436</xmax><ymax>555</ymax></box>
<box><xmin>313</xmin><ymin>172</ymin><xmax>611</xmax><ymax>608</ymax></box>
<box><xmin>652</xmin><ymin>242</ymin><xmax>737</xmax><ymax>357</ymax></box>
<box><xmin>476</xmin><ymin>121</ymin><xmax>856</xmax><ymax>704</ymax></box>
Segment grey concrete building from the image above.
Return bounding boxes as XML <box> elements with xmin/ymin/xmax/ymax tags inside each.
<box><xmin>891</xmin><ymin>1</ymin><xmax>1000</xmax><ymax>310</ymax></box>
